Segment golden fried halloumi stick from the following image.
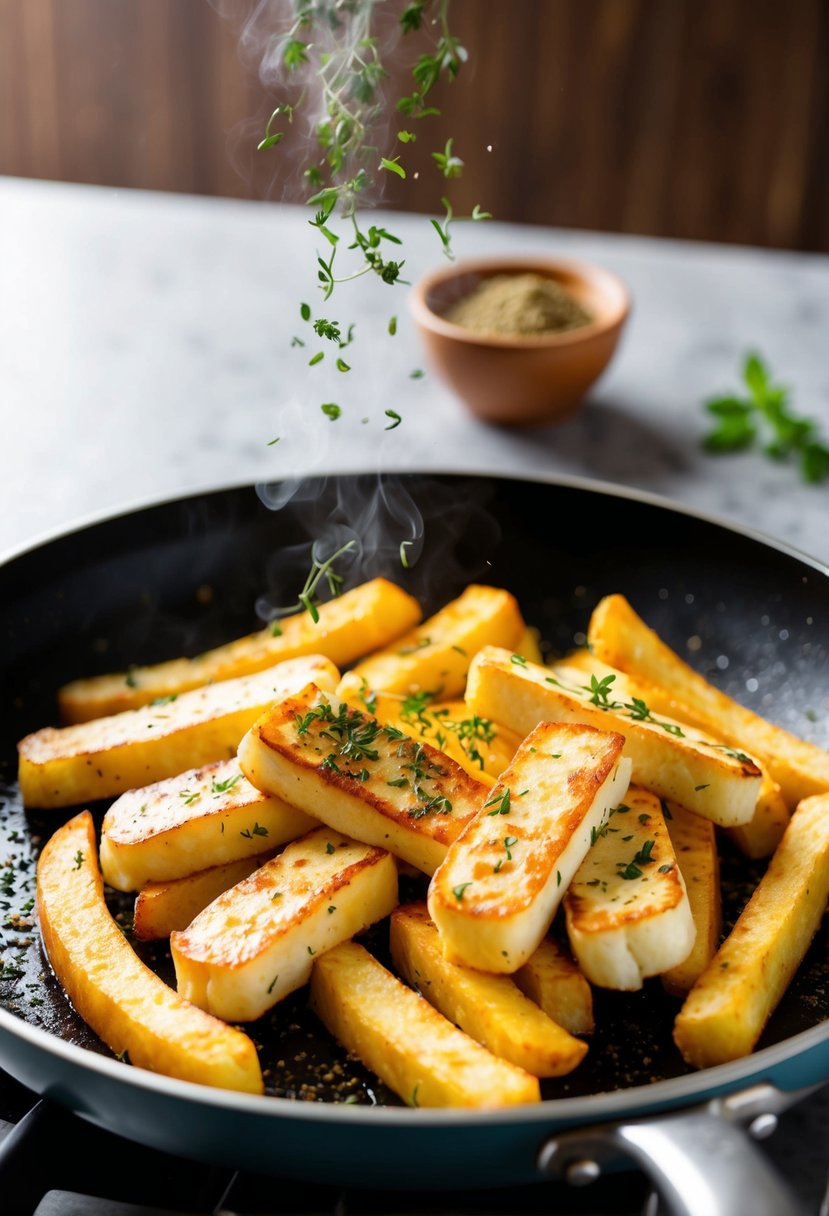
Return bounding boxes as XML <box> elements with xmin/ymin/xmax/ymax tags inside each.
<box><xmin>132</xmin><ymin>852</ymin><xmax>272</xmax><ymax>941</ymax></box>
<box><xmin>587</xmin><ymin>593</ymin><xmax>829</xmax><ymax>808</ymax></box>
<box><xmin>239</xmin><ymin>685</ymin><xmax>488</xmax><ymax>875</ymax></box>
<box><xmin>59</xmin><ymin>577</ymin><xmax>421</xmax><ymax>722</ymax></box>
<box><xmin>467</xmin><ymin>647</ymin><xmax>761</xmax><ymax>826</ymax></box>
<box><xmin>564</xmin><ymin>788</ymin><xmax>695</xmax><ymax>991</ymax></box>
<box><xmin>37</xmin><ymin>811</ymin><xmax>262</xmax><ymax>1094</ymax></box>
<box><xmin>428</xmin><ymin>721</ymin><xmax>630</xmax><ymax>974</ymax></box>
<box><xmin>336</xmin><ymin>584</ymin><xmax>524</xmax><ymax>703</ymax></box>
<box><xmin>310</xmin><ymin>940</ymin><xmax>540</xmax><ymax>1107</ymax></box>
<box><xmin>673</xmin><ymin>793</ymin><xmax>829</xmax><ymax>1068</ymax></box>
<box><xmin>99</xmin><ymin>758</ymin><xmax>316</xmax><ymax>892</ymax></box>
<box><xmin>390</xmin><ymin>904</ymin><xmax>587</xmax><ymax>1077</ymax></box>
<box><xmin>171</xmin><ymin>827</ymin><xmax>398</xmax><ymax>1022</ymax></box>
<box><xmin>18</xmin><ymin>656</ymin><xmax>338</xmax><ymax>809</ymax></box>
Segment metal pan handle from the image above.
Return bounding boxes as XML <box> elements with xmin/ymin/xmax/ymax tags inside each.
<box><xmin>538</xmin><ymin>1085</ymin><xmax>812</xmax><ymax>1216</ymax></box>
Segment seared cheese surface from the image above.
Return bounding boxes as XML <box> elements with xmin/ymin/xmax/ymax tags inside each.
<box><xmin>18</xmin><ymin>655</ymin><xmax>339</xmax><ymax>808</ymax></box>
<box><xmin>466</xmin><ymin>647</ymin><xmax>761</xmax><ymax>826</ymax></box>
<box><xmin>565</xmin><ymin>786</ymin><xmax>695</xmax><ymax>990</ymax></box>
<box><xmin>171</xmin><ymin>826</ymin><xmax>398</xmax><ymax>1021</ymax></box>
<box><xmin>239</xmin><ymin>685</ymin><xmax>488</xmax><ymax>875</ymax></box>
<box><xmin>100</xmin><ymin>757</ymin><xmax>316</xmax><ymax>891</ymax></box>
<box><xmin>428</xmin><ymin>721</ymin><xmax>631</xmax><ymax>973</ymax></box>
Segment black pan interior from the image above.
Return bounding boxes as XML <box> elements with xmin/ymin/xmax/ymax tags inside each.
<box><xmin>1</xmin><ymin>474</ymin><xmax>827</xmax><ymax>1105</ymax></box>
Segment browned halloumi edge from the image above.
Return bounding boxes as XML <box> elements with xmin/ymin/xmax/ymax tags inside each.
<box><xmin>238</xmin><ymin>685</ymin><xmax>488</xmax><ymax>875</ymax></box>
<box><xmin>171</xmin><ymin>826</ymin><xmax>398</xmax><ymax>1022</ymax></box>
<box><xmin>99</xmin><ymin>757</ymin><xmax>316</xmax><ymax>892</ymax></box>
<box><xmin>310</xmin><ymin>940</ymin><xmax>541</xmax><ymax>1107</ymax></box>
<box><xmin>564</xmin><ymin>787</ymin><xmax>695</xmax><ymax>990</ymax></box>
<box><xmin>390</xmin><ymin>903</ymin><xmax>587</xmax><ymax>1077</ymax></box>
<box><xmin>466</xmin><ymin>647</ymin><xmax>761</xmax><ymax>826</ymax></box>
<box><xmin>587</xmin><ymin>593</ymin><xmax>829</xmax><ymax>808</ymax></box>
<box><xmin>132</xmin><ymin>852</ymin><xmax>273</xmax><ymax>941</ymax></box>
<box><xmin>58</xmin><ymin>577</ymin><xmax>421</xmax><ymax>722</ymax></box>
<box><xmin>37</xmin><ymin>811</ymin><xmax>262</xmax><ymax>1093</ymax></box>
<box><xmin>336</xmin><ymin>583</ymin><xmax>525</xmax><ymax>703</ymax></box>
<box><xmin>661</xmin><ymin>802</ymin><xmax>721</xmax><ymax>996</ymax></box>
<box><xmin>673</xmin><ymin>793</ymin><xmax>829</xmax><ymax>1068</ymax></box>
<box><xmin>513</xmin><ymin>938</ymin><xmax>594</xmax><ymax>1036</ymax></box>
<box><xmin>17</xmin><ymin>655</ymin><xmax>339</xmax><ymax>809</ymax></box>
<box><xmin>428</xmin><ymin>721</ymin><xmax>631</xmax><ymax>974</ymax></box>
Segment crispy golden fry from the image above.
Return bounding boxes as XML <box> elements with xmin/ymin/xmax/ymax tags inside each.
<box><xmin>513</xmin><ymin>938</ymin><xmax>594</xmax><ymax>1036</ymax></box>
<box><xmin>132</xmin><ymin>853</ymin><xmax>272</xmax><ymax>940</ymax></box>
<box><xmin>587</xmin><ymin>593</ymin><xmax>829</xmax><ymax>808</ymax></box>
<box><xmin>37</xmin><ymin>811</ymin><xmax>262</xmax><ymax>1093</ymax></box>
<box><xmin>18</xmin><ymin>656</ymin><xmax>338</xmax><ymax>809</ymax></box>
<box><xmin>336</xmin><ymin>584</ymin><xmax>524</xmax><ymax>703</ymax></box>
<box><xmin>661</xmin><ymin>803</ymin><xmax>721</xmax><ymax>996</ymax></box>
<box><xmin>673</xmin><ymin>793</ymin><xmax>829</xmax><ymax>1068</ymax></box>
<box><xmin>561</xmin><ymin>648</ymin><xmax>789</xmax><ymax>859</ymax></box>
<box><xmin>390</xmin><ymin>904</ymin><xmax>587</xmax><ymax>1077</ymax></box>
<box><xmin>429</xmin><ymin>721</ymin><xmax>630</xmax><ymax>974</ymax></box>
<box><xmin>99</xmin><ymin>757</ymin><xmax>316</xmax><ymax>892</ymax></box>
<box><xmin>239</xmin><ymin>685</ymin><xmax>487</xmax><ymax>875</ymax></box>
<box><xmin>371</xmin><ymin>695</ymin><xmax>520</xmax><ymax>787</ymax></box>
<box><xmin>59</xmin><ymin>578</ymin><xmax>421</xmax><ymax>722</ymax></box>
<box><xmin>467</xmin><ymin>647</ymin><xmax>761</xmax><ymax>826</ymax></box>
<box><xmin>310</xmin><ymin>941</ymin><xmax>540</xmax><ymax>1107</ymax></box>
<box><xmin>564</xmin><ymin>788</ymin><xmax>695</xmax><ymax>991</ymax></box>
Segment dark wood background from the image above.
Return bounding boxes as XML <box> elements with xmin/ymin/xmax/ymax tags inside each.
<box><xmin>2</xmin><ymin>0</ymin><xmax>827</xmax><ymax>251</ymax></box>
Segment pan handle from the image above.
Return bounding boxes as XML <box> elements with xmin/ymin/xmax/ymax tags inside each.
<box><xmin>538</xmin><ymin>1086</ymin><xmax>811</xmax><ymax>1216</ymax></box>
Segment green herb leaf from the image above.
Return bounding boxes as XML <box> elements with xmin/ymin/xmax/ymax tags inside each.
<box><xmin>380</xmin><ymin>156</ymin><xmax>406</xmax><ymax>179</ymax></box>
<box><xmin>384</xmin><ymin>409</ymin><xmax>402</xmax><ymax>430</ymax></box>
<box><xmin>321</xmin><ymin>403</ymin><xmax>342</xmax><ymax>420</ymax></box>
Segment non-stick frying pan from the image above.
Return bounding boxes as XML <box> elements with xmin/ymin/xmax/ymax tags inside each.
<box><xmin>0</xmin><ymin>473</ymin><xmax>827</xmax><ymax>1216</ymax></box>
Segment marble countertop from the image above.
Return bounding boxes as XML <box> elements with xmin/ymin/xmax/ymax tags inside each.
<box><xmin>0</xmin><ymin>176</ymin><xmax>827</xmax><ymax>565</ymax></box>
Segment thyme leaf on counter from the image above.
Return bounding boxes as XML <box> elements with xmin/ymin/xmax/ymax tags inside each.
<box><xmin>703</xmin><ymin>353</ymin><xmax>829</xmax><ymax>484</ymax></box>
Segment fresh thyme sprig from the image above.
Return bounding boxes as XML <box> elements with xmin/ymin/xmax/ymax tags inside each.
<box><xmin>703</xmin><ymin>353</ymin><xmax>829</xmax><ymax>484</ymax></box>
<box><xmin>276</xmin><ymin>539</ymin><xmax>356</xmax><ymax>624</ymax></box>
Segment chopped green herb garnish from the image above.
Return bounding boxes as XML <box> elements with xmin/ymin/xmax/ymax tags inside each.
<box><xmin>452</xmin><ymin>882</ymin><xmax>472</xmax><ymax>901</ymax></box>
<box><xmin>384</xmin><ymin>409</ymin><xmax>402</xmax><ymax>430</ymax></box>
<box><xmin>484</xmin><ymin>788</ymin><xmax>511</xmax><ymax>817</ymax></box>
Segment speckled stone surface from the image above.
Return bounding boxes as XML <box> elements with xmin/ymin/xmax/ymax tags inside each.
<box><xmin>0</xmin><ymin>177</ymin><xmax>827</xmax><ymax>1211</ymax></box>
<box><xmin>0</xmin><ymin>177</ymin><xmax>827</xmax><ymax>567</ymax></box>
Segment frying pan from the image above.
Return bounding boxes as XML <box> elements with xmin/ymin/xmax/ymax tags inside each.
<box><xmin>0</xmin><ymin>472</ymin><xmax>827</xmax><ymax>1216</ymax></box>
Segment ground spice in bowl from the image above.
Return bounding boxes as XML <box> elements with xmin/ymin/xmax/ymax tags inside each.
<box><xmin>445</xmin><ymin>272</ymin><xmax>593</xmax><ymax>337</ymax></box>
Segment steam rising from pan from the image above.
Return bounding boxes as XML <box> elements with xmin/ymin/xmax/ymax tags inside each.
<box><xmin>254</xmin><ymin>473</ymin><xmax>502</xmax><ymax>622</ymax></box>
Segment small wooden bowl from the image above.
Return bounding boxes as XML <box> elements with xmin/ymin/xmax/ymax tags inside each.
<box><xmin>409</xmin><ymin>256</ymin><xmax>630</xmax><ymax>425</ymax></box>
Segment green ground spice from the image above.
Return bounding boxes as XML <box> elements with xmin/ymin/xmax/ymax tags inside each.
<box><xmin>446</xmin><ymin>273</ymin><xmax>593</xmax><ymax>336</ymax></box>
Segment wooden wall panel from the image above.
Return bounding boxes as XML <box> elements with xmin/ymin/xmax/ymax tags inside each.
<box><xmin>0</xmin><ymin>0</ymin><xmax>826</xmax><ymax>252</ymax></box>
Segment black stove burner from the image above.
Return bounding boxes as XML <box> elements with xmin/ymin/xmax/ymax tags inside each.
<box><xmin>0</xmin><ymin>1072</ymin><xmax>827</xmax><ymax>1216</ymax></box>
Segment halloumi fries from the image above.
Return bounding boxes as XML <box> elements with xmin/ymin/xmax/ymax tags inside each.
<box><xmin>673</xmin><ymin>793</ymin><xmax>829</xmax><ymax>1067</ymax></box>
<box><xmin>390</xmin><ymin>904</ymin><xmax>587</xmax><ymax>1077</ymax></box>
<box><xmin>59</xmin><ymin>577</ymin><xmax>421</xmax><ymax>722</ymax></box>
<box><xmin>99</xmin><ymin>758</ymin><xmax>316</xmax><ymax>891</ymax></box>
<box><xmin>38</xmin><ymin>812</ymin><xmax>263</xmax><ymax>1093</ymax></box>
<box><xmin>171</xmin><ymin>827</ymin><xmax>398</xmax><ymax>1022</ymax></box>
<box><xmin>513</xmin><ymin>938</ymin><xmax>594</xmax><ymax>1036</ymax></box>
<box><xmin>428</xmin><ymin>722</ymin><xmax>630</xmax><ymax>973</ymax></box>
<box><xmin>467</xmin><ymin>647</ymin><xmax>762</xmax><ymax>826</ymax></box>
<box><xmin>18</xmin><ymin>655</ymin><xmax>339</xmax><ymax>809</ymax></box>
<box><xmin>588</xmin><ymin>593</ymin><xmax>829</xmax><ymax>808</ymax></box>
<box><xmin>310</xmin><ymin>940</ymin><xmax>541</xmax><ymax>1107</ymax></box>
<box><xmin>239</xmin><ymin>685</ymin><xmax>488</xmax><ymax>875</ymax></box>
<box><xmin>133</xmin><ymin>853</ymin><xmax>272</xmax><ymax>941</ymax></box>
<box><xmin>564</xmin><ymin>788</ymin><xmax>695</xmax><ymax>990</ymax></box>
<box><xmin>336</xmin><ymin>584</ymin><xmax>524</xmax><ymax>703</ymax></box>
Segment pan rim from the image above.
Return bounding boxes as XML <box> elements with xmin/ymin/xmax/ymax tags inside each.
<box><xmin>1</xmin><ymin>469</ymin><xmax>827</xmax><ymax>1127</ymax></box>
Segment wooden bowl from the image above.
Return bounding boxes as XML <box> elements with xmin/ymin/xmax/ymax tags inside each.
<box><xmin>409</xmin><ymin>256</ymin><xmax>630</xmax><ymax>425</ymax></box>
